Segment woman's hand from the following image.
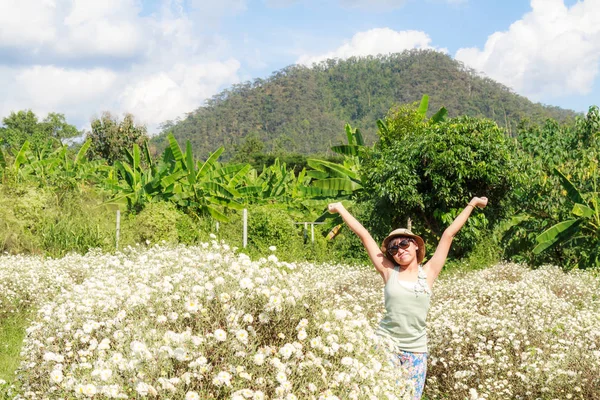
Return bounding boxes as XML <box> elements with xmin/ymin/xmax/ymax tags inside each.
<box><xmin>328</xmin><ymin>202</ymin><xmax>345</xmax><ymax>214</ymax></box>
<box><xmin>469</xmin><ymin>197</ymin><xmax>488</xmax><ymax>209</ymax></box>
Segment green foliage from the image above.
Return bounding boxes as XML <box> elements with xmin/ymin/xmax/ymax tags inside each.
<box><xmin>0</xmin><ymin>110</ymin><xmax>79</xmax><ymax>153</ymax></box>
<box><xmin>502</xmin><ymin>106</ymin><xmax>600</xmax><ymax>267</ymax></box>
<box><xmin>151</xmin><ymin>50</ymin><xmax>576</xmax><ymax>159</ymax></box>
<box><xmin>362</xmin><ymin>111</ymin><xmax>519</xmax><ymax>257</ymax></box>
<box><xmin>87</xmin><ymin>112</ymin><xmax>148</xmax><ymax>164</ymax></box>
<box><xmin>246</xmin><ymin>205</ymin><xmax>304</xmax><ymax>257</ymax></box>
<box><xmin>532</xmin><ymin>168</ymin><xmax>600</xmax><ymax>269</ymax></box>
<box><xmin>124</xmin><ymin>202</ymin><xmax>200</xmax><ymax>246</ymax></box>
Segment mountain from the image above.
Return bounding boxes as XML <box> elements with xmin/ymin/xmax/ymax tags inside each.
<box><xmin>151</xmin><ymin>50</ymin><xmax>578</xmax><ymax>159</ymax></box>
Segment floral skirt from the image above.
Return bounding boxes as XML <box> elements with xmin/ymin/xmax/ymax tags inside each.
<box><xmin>394</xmin><ymin>350</ymin><xmax>427</xmax><ymax>400</ymax></box>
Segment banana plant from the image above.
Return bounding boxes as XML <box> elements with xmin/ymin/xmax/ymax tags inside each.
<box><xmin>307</xmin><ymin>124</ymin><xmax>365</xmax><ymax>198</ymax></box>
<box><xmin>533</xmin><ymin>167</ymin><xmax>600</xmax><ymax>268</ymax></box>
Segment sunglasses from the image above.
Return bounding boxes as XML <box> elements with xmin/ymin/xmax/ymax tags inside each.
<box><xmin>387</xmin><ymin>238</ymin><xmax>414</xmax><ymax>256</ymax></box>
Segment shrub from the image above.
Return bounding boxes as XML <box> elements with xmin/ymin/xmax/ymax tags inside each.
<box><xmin>124</xmin><ymin>202</ymin><xmax>200</xmax><ymax>246</ymax></box>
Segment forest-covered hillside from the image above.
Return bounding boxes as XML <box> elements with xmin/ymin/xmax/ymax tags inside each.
<box><xmin>152</xmin><ymin>50</ymin><xmax>577</xmax><ymax>159</ymax></box>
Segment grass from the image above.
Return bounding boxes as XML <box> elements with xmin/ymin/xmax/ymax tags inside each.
<box><xmin>0</xmin><ymin>309</ymin><xmax>31</xmax><ymax>382</ymax></box>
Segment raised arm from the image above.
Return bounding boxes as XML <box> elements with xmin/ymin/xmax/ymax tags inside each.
<box><xmin>425</xmin><ymin>197</ymin><xmax>488</xmax><ymax>282</ymax></box>
<box><xmin>328</xmin><ymin>202</ymin><xmax>392</xmax><ymax>280</ymax></box>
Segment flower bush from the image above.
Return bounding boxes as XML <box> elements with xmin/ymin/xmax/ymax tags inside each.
<box><xmin>2</xmin><ymin>243</ymin><xmax>599</xmax><ymax>399</ymax></box>
<box><xmin>6</xmin><ymin>242</ymin><xmax>411</xmax><ymax>399</ymax></box>
<box><xmin>428</xmin><ymin>263</ymin><xmax>600</xmax><ymax>399</ymax></box>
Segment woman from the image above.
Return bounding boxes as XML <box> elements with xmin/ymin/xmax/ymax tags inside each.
<box><xmin>327</xmin><ymin>197</ymin><xmax>488</xmax><ymax>399</ymax></box>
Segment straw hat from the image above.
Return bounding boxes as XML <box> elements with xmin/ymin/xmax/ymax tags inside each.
<box><xmin>381</xmin><ymin>228</ymin><xmax>426</xmax><ymax>264</ymax></box>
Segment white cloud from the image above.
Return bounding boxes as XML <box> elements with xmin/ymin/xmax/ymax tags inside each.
<box><xmin>119</xmin><ymin>60</ymin><xmax>241</xmax><ymax>127</ymax></box>
<box><xmin>0</xmin><ymin>0</ymin><xmax>242</xmax><ymax>133</ymax></box>
<box><xmin>0</xmin><ymin>66</ymin><xmax>118</xmax><ymax>120</ymax></box>
<box><xmin>455</xmin><ymin>0</ymin><xmax>600</xmax><ymax>100</ymax></box>
<box><xmin>297</xmin><ymin>28</ymin><xmax>443</xmax><ymax>66</ymax></box>
<box><xmin>0</xmin><ymin>0</ymin><xmax>146</xmax><ymax>60</ymax></box>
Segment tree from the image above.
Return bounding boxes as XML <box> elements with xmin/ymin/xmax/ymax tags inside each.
<box><xmin>361</xmin><ymin>105</ymin><xmax>520</xmax><ymax>256</ymax></box>
<box><xmin>87</xmin><ymin>112</ymin><xmax>149</xmax><ymax>164</ymax></box>
<box><xmin>40</xmin><ymin>113</ymin><xmax>80</xmax><ymax>143</ymax></box>
<box><xmin>0</xmin><ymin>110</ymin><xmax>79</xmax><ymax>152</ymax></box>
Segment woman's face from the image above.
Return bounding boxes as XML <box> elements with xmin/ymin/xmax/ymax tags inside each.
<box><xmin>389</xmin><ymin>237</ymin><xmax>418</xmax><ymax>265</ymax></box>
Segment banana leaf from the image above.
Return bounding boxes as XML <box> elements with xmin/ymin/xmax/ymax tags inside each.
<box><xmin>307</xmin><ymin>159</ymin><xmax>358</xmax><ymax>180</ymax></box>
<box><xmin>204</xmin><ymin>205</ymin><xmax>229</xmax><ymax>222</ymax></box>
<box><xmin>208</xmin><ymin>195</ymin><xmax>244</xmax><ymax>210</ymax></box>
<box><xmin>572</xmin><ymin>203</ymin><xmax>595</xmax><ymax>218</ymax></box>
<box><xmin>197</xmin><ymin>147</ymin><xmax>224</xmax><ymax>180</ymax></box>
<box><xmin>554</xmin><ymin>168</ymin><xmax>585</xmax><ymax>205</ymax></box>
<box><xmin>312</xmin><ymin>178</ymin><xmax>362</xmax><ymax>192</ymax></box>
<box><xmin>185</xmin><ymin>141</ymin><xmax>196</xmax><ymax>184</ymax></box>
<box><xmin>237</xmin><ymin>186</ymin><xmax>262</xmax><ymax>195</ymax></box>
<box><xmin>143</xmin><ymin>141</ymin><xmax>153</xmax><ymax>167</ymax></box>
<box><xmin>418</xmin><ymin>95</ymin><xmax>429</xmax><ymax>119</ymax></box>
<box><xmin>75</xmin><ymin>139</ymin><xmax>92</xmax><ymax>165</ymax></box>
<box><xmin>228</xmin><ymin>164</ymin><xmax>252</xmax><ymax>187</ymax></box>
<box><xmin>306</xmin><ymin>170</ymin><xmax>329</xmax><ymax>180</ymax></box>
<box><xmin>13</xmin><ymin>141</ymin><xmax>30</xmax><ymax>171</ymax></box>
<box><xmin>296</xmin><ymin>185</ymin><xmax>340</xmax><ymax>197</ymax></box>
<box><xmin>167</xmin><ymin>133</ymin><xmax>184</xmax><ymax>163</ymax></box>
<box><xmin>533</xmin><ymin>219</ymin><xmax>582</xmax><ymax>254</ymax></box>
<box><xmin>331</xmin><ymin>145</ymin><xmax>360</xmax><ymax>156</ymax></box>
<box><xmin>431</xmin><ymin>107</ymin><xmax>448</xmax><ymax>123</ymax></box>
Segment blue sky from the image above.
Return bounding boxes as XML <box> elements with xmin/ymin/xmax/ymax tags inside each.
<box><xmin>0</xmin><ymin>0</ymin><xmax>598</xmax><ymax>133</ymax></box>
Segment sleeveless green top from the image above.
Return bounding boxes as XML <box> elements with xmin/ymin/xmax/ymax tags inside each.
<box><xmin>376</xmin><ymin>264</ymin><xmax>431</xmax><ymax>353</ymax></box>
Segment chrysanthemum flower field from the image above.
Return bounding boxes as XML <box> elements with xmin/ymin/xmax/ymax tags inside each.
<box><xmin>0</xmin><ymin>241</ymin><xmax>599</xmax><ymax>399</ymax></box>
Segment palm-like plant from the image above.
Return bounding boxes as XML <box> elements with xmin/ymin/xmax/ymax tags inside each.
<box><xmin>533</xmin><ymin>167</ymin><xmax>600</xmax><ymax>268</ymax></box>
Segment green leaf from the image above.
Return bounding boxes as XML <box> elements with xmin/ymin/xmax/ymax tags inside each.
<box><xmin>554</xmin><ymin>168</ymin><xmax>585</xmax><ymax>205</ymax></box>
<box><xmin>354</xmin><ymin>127</ymin><xmax>364</xmax><ymax>146</ymax></box>
<box><xmin>418</xmin><ymin>94</ymin><xmax>429</xmax><ymax>118</ymax></box>
<box><xmin>143</xmin><ymin>141</ymin><xmax>153</xmax><ymax>167</ymax></box>
<box><xmin>533</xmin><ymin>219</ymin><xmax>582</xmax><ymax>254</ymax></box>
<box><xmin>572</xmin><ymin>203</ymin><xmax>595</xmax><ymax>218</ymax></box>
<box><xmin>331</xmin><ymin>145</ymin><xmax>359</xmax><ymax>156</ymax></box>
<box><xmin>307</xmin><ymin>159</ymin><xmax>357</xmax><ymax>179</ymax></box>
<box><xmin>185</xmin><ymin>141</ymin><xmax>196</xmax><ymax>184</ymax></box>
<box><xmin>376</xmin><ymin>119</ymin><xmax>389</xmax><ymax>136</ymax></box>
<box><xmin>205</xmin><ymin>205</ymin><xmax>229</xmax><ymax>222</ymax></box>
<box><xmin>133</xmin><ymin>144</ymin><xmax>141</xmax><ymax>171</ymax></box>
<box><xmin>296</xmin><ymin>185</ymin><xmax>339</xmax><ymax>197</ymax></box>
<box><xmin>197</xmin><ymin>147</ymin><xmax>224</xmax><ymax>180</ymax></box>
<box><xmin>431</xmin><ymin>107</ymin><xmax>448</xmax><ymax>123</ymax></box>
<box><xmin>167</xmin><ymin>133</ymin><xmax>184</xmax><ymax>163</ymax></box>
<box><xmin>13</xmin><ymin>141</ymin><xmax>30</xmax><ymax>171</ymax></box>
<box><xmin>0</xmin><ymin>149</ymin><xmax>5</xmax><ymax>168</ymax></box>
<box><xmin>312</xmin><ymin>178</ymin><xmax>362</xmax><ymax>192</ymax></box>
<box><xmin>306</xmin><ymin>170</ymin><xmax>329</xmax><ymax>180</ymax></box>
<box><xmin>75</xmin><ymin>139</ymin><xmax>92</xmax><ymax>165</ymax></box>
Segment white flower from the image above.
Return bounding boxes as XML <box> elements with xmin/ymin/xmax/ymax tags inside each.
<box><xmin>236</xmin><ymin>329</ymin><xmax>249</xmax><ymax>343</ymax></box>
<box><xmin>240</xmin><ymin>277</ymin><xmax>254</xmax><ymax>290</ymax></box>
<box><xmin>276</xmin><ymin>371</ymin><xmax>288</xmax><ymax>384</ymax></box>
<box><xmin>83</xmin><ymin>384</ymin><xmax>97</xmax><ymax>396</ymax></box>
<box><xmin>186</xmin><ymin>391</ymin><xmax>200</xmax><ymax>400</ymax></box>
<box><xmin>253</xmin><ymin>353</ymin><xmax>265</xmax><ymax>365</ymax></box>
<box><xmin>49</xmin><ymin>369</ymin><xmax>63</xmax><ymax>384</ymax></box>
<box><xmin>297</xmin><ymin>330</ymin><xmax>307</xmax><ymax>340</ymax></box>
<box><xmin>243</xmin><ymin>314</ymin><xmax>254</xmax><ymax>323</ymax></box>
<box><xmin>269</xmin><ymin>246</ymin><xmax>277</xmax><ymax>252</ymax></box>
<box><xmin>185</xmin><ymin>299</ymin><xmax>199</xmax><ymax>312</ymax></box>
<box><xmin>99</xmin><ymin>368</ymin><xmax>113</xmax><ymax>381</ymax></box>
<box><xmin>214</xmin><ymin>329</ymin><xmax>227</xmax><ymax>342</ymax></box>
